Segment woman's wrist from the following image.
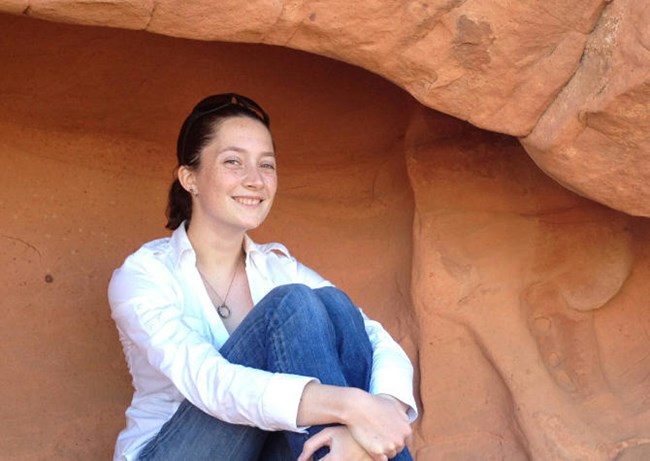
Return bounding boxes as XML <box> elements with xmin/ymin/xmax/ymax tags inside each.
<box><xmin>376</xmin><ymin>393</ymin><xmax>410</xmax><ymax>416</ymax></box>
<box><xmin>338</xmin><ymin>387</ymin><xmax>369</xmax><ymax>426</ymax></box>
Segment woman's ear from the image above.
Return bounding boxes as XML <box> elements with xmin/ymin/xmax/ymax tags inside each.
<box><xmin>177</xmin><ymin>166</ymin><xmax>197</xmax><ymax>196</ymax></box>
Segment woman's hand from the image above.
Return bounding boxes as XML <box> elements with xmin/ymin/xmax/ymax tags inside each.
<box><xmin>343</xmin><ymin>391</ymin><xmax>412</xmax><ymax>460</ymax></box>
<box><xmin>296</xmin><ymin>384</ymin><xmax>411</xmax><ymax>460</ymax></box>
<box><xmin>297</xmin><ymin>426</ymin><xmax>374</xmax><ymax>461</ymax></box>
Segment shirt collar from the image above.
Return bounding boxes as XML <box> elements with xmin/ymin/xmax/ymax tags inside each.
<box><xmin>170</xmin><ymin>221</ymin><xmax>195</xmax><ymax>268</ymax></box>
<box><xmin>170</xmin><ymin>221</ymin><xmax>291</xmax><ymax>268</ymax></box>
<box><xmin>243</xmin><ymin>234</ymin><xmax>291</xmax><ymax>259</ymax></box>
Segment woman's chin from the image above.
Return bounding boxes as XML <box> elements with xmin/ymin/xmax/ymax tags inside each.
<box><xmin>243</xmin><ymin>211</ymin><xmax>272</xmax><ymax>230</ymax></box>
<box><xmin>238</xmin><ymin>217</ymin><xmax>267</xmax><ymax>233</ymax></box>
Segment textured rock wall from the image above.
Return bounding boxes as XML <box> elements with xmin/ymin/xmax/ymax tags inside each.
<box><xmin>1</xmin><ymin>8</ymin><xmax>649</xmax><ymax>461</ymax></box>
<box><xmin>1</xmin><ymin>0</ymin><xmax>648</xmax><ymax>217</ymax></box>
<box><xmin>407</xmin><ymin>108</ymin><xmax>650</xmax><ymax>459</ymax></box>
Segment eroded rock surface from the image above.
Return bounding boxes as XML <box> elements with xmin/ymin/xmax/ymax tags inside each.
<box><xmin>1</xmin><ymin>0</ymin><xmax>648</xmax><ymax>216</ymax></box>
<box><xmin>521</xmin><ymin>0</ymin><xmax>650</xmax><ymax>218</ymax></box>
<box><xmin>406</xmin><ymin>107</ymin><xmax>650</xmax><ymax>460</ymax></box>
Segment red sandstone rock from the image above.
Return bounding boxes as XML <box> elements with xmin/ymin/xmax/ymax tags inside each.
<box><xmin>406</xmin><ymin>107</ymin><xmax>650</xmax><ymax>460</ymax></box>
<box><xmin>26</xmin><ymin>0</ymin><xmax>152</xmax><ymax>29</ymax></box>
<box><xmin>2</xmin><ymin>0</ymin><xmax>648</xmax><ymax>217</ymax></box>
<box><xmin>521</xmin><ymin>0</ymin><xmax>650</xmax><ymax>217</ymax></box>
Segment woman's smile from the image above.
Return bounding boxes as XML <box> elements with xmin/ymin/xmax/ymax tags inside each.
<box><xmin>233</xmin><ymin>196</ymin><xmax>265</xmax><ymax>206</ymax></box>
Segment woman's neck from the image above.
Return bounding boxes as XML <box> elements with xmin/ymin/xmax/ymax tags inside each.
<box><xmin>186</xmin><ymin>220</ymin><xmax>245</xmax><ymax>273</ymax></box>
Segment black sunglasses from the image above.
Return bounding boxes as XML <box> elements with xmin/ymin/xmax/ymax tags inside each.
<box><xmin>178</xmin><ymin>93</ymin><xmax>270</xmax><ymax>161</ymax></box>
<box><xmin>191</xmin><ymin>93</ymin><xmax>270</xmax><ymax>127</ymax></box>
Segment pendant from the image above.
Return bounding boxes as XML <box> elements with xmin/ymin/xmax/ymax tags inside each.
<box><xmin>217</xmin><ymin>303</ymin><xmax>231</xmax><ymax>319</ymax></box>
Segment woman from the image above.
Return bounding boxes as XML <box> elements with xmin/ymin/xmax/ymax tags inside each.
<box><xmin>109</xmin><ymin>93</ymin><xmax>417</xmax><ymax>461</ymax></box>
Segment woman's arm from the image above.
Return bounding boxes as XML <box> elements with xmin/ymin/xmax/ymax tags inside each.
<box><xmin>109</xmin><ymin>252</ymin><xmax>315</xmax><ymax>432</ymax></box>
<box><xmin>287</xmin><ymin>256</ymin><xmax>418</xmax><ymax>422</ymax></box>
<box><xmin>362</xmin><ymin>314</ymin><xmax>418</xmax><ymax>422</ymax></box>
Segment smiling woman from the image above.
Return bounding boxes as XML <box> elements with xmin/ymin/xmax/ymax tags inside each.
<box><xmin>107</xmin><ymin>93</ymin><xmax>418</xmax><ymax>461</ymax></box>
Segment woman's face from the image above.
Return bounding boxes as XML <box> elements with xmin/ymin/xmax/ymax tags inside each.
<box><xmin>181</xmin><ymin>116</ymin><xmax>277</xmax><ymax>235</ymax></box>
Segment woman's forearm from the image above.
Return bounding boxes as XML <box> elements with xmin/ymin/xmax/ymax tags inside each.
<box><xmin>296</xmin><ymin>383</ymin><xmax>410</xmax><ymax>426</ymax></box>
<box><xmin>296</xmin><ymin>381</ymin><xmax>360</xmax><ymax>426</ymax></box>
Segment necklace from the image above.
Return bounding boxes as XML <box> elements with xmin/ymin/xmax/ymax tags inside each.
<box><xmin>197</xmin><ymin>258</ymin><xmax>240</xmax><ymax>319</ymax></box>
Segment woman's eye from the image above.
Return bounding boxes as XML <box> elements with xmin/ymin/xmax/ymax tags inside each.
<box><xmin>261</xmin><ymin>163</ymin><xmax>276</xmax><ymax>170</ymax></box>
<box><xmin>224</xmin><ymin>159</ymin><xmax>241</xmax><ymax>166</ymax></box>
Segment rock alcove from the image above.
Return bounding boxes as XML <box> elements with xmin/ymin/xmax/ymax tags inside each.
<box><xmin>1</xmin><ymin>1</ymin><xmax>649</xmax><ymax>459</ymax></box>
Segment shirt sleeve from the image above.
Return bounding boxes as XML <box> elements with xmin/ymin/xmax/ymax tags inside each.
<box><xmin>360</xmin><ymin>311</ymin><xmax>418</xmax><ymax>423</ymax></box>
<box><xmin>109</xmin><ymin>253</ymin><xmax>315</xmax><ymax>432</ymax></box>
<box><xmin>283</xmin><ymin>255</ymin><xmax>418</xmax><ymax>422</ymax></box>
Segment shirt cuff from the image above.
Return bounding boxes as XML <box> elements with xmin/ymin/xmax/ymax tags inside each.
<box><xmin>369</xmin><ymin>368</ymin><xmax>418</xmax><ymax>423</ymax></box>
<box><xmin>260</xmin><ymin>373</ymin><xmax>319</xmax><ymax>432</ymax></box>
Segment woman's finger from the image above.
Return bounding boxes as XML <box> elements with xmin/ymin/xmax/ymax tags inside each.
<box><xmin>298</xmin><ymin>429</ymin><xmax>333</xmax><ymax>461</ymax></box>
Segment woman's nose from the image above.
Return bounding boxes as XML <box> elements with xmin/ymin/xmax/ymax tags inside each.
<box><xmin>243</xmin><ymin>164</ymin><xmax>264</xmax><ymax>188</ymax></box>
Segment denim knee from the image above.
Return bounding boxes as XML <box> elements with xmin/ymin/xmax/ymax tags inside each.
<box><xmin>263</xmin><ymin>284</ymin><xmax>329</xmax><ymax>325</ymax></box>
<box><xmin>313</xmin><ymin>287</ymin><xmax>364</xmax><ymax>323</ymax></box>
<box><xmin>266</xmin><ymin>283</ymin><xmax>313</xmax><ymax>299</ymax></box>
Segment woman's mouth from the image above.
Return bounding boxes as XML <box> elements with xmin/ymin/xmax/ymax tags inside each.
<box><xmin>233</xmin><ymin>197</ymin><xmax>263</xmax><ymax>206</ymax></box>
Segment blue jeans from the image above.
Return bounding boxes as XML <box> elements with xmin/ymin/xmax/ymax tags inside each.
<box><xmin>137</xmin><ymin>284</ymin><xmax>413</xmax><ymax>460</ymax></box>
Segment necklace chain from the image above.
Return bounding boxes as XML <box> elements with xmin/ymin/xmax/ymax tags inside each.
<box><xmin>197</xmin><ymin>257</ymin><xmax>240</xmax><ymax>319</ymax></box>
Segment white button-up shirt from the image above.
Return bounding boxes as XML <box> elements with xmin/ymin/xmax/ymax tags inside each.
<box><xmin>109</xmin><ymin>223</ymin><xmax>417</xmax><ymax>460</ymax></box>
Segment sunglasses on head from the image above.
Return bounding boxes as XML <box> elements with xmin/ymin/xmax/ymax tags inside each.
<box><xmin>178</xmin><ymin>93</ymin><xmax>270</xmax><ymax>160</ymax></box>
<box><xmin>191</xmin><ymin>93</ymin><xmax>270</xmax><ymax>127</ymax></box>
